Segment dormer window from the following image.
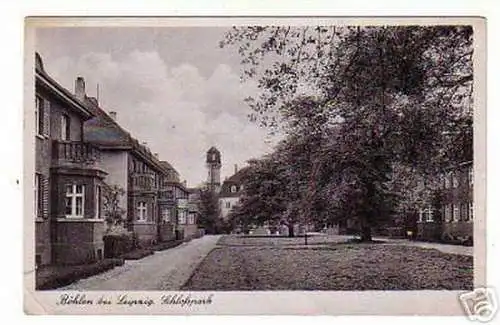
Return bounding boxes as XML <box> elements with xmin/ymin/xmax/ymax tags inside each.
<box><xmin>212</xmin><ymin>153</ymin><xmax>216</xmax><ymax>161</ymax></box>
<box><xmin>231</xmin><ymin>185</ymin><xmax>237</xmax><ymax>193</ymax></box>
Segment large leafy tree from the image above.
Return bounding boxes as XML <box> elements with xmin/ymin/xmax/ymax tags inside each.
<box><xmin>221</xmin><ymin>25</ymin><xmax>473</xmax><ymax>241</ymax></box>
<box><xmin>198</xmin><ymin>188</ymin><xmax>224</xmax><ymax>234</ymax></box>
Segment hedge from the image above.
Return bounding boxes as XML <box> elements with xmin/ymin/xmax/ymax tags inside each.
<box><xmin>103</xmin><ymin>233</ymin><xmax>135</xmax><ymax>258</ymax></box>
<box><xmin>36</xmin><ymin>258</ymin><xmax>124</xmax><ymax>290</ymax></box>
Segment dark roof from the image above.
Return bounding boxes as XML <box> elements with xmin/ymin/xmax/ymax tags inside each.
<box><xmin>219</xmin><ymin>166</ymin><xmax>251</xmax><ymax>198</ymax></box>
<box><xmin>82</xmin><ymin>97</ymin><xmax>175</xmax><ymax>175</ymax></box>
<box><xmin>223</xmin><ymin>166</ymin><xmax>251</xmax><ymax>184</ymax></box>
<box><xmin>207</xmin><ymin>146</ymin><xmax>220</xmax><ymax>153</ymax></box>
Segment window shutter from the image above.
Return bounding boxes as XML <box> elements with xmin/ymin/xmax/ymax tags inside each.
<box><xmin>42</xmin><ymin>175</ymin><xmax>49</xmax><ymax>219</ymax></box>
<box><xmin>43</xmin><ymin>100</ymin><xmax>51</xmax><ymax>137</ymax></box>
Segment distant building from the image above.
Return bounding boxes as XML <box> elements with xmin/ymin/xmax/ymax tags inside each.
<box><xmin>219</xmin><ymin>164</ymin><xmax>250</xmax><ymax>220</ymax></box>
<box><xmin>206</xmin><ymin>147</ymin><xmax>221</xmax><ymax>192</ymax></box>
<box><xmin>417</xmin><ymin>161</ymin><xmax>473</xmax><ymax>242</ymax></box>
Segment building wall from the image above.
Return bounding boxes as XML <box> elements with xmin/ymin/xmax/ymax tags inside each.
<box><xmin>441</xmin><ymin>163</ymin><xmax>473</xmax><ymax>239</ymax></box>
<box><xmin>100</xmin><ymin>151</ymin><xmax>128</xmax><ymax>210</ymax></box>
<box><xmin>182</xmin><ymin>224</ymin><xmax>199</xmax><ymax>240</ymax></box>
<box><xmin>49</xmin><ymin>97</ymin><xmax>84</xmax><ymax>142</ymax></box>
<box><xmin>34</xmin><ymin>91</ymin><xmax>53</xmax><ymax>266</ymax></box>
<box><xmin>50</xmin><ymin>173</ymin><xmax>106</xmax><ymax>264</ymax></box>
<box><xmin>132</xmin><ymin>223</ymin><xmax>158</xmax><ymax>246</ymax></box>
<box><xmin>129</xmin><ymin>193</ymin><xmax>158</xmax><ymax>246</ymax></box>
<box><xmin>219</xmin><ymin>197</ymin><xmax>240</xmax><ymax>220</ymax></box>
<box><xmin>53</xmin><ymin>220</ymin><xmax>105</xmax><ymax>265</ymax></box>
<box><xmin>158</xmin><ymin>221</ymin><xmax>176</xmax><ymax>242</ymax></box>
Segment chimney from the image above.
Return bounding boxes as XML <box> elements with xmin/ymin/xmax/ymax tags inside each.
<box><xmin>75</xmin><ymin>77</ymin><xmax>86</xmax><ymax>101</ymax></box>
<box><xmin>109</xmin><ymin>111</ymin><xmax>117</xmax><ymax>121</ymax></box>
<box><xmin>234</xmin><ymin>164</ymin><xmax>238</xmax><ymax>174</ymax></box>
<box><xmin>142</xmin><ymin>141</ymin><xmax>148</xmax><ymax>147</ymax></box>
<box><xmin>183</xmin><ymin>180</ymin><xmax>187</xmax><ymax>187</ymax></box>
<box><xmin>154</xmin><ymin>153</ymin><xmax>159</xmax><ymax>159</ymax></box>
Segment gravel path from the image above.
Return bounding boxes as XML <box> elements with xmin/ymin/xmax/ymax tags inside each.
<box><xmin>60</xmin><ymin>235</ymin><xmax>221</xmax><ymax>291</ymax></box>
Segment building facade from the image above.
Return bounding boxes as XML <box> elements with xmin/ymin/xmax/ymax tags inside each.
<box><xmin>80</xmin><ymin>78</ymin><xmax>179</xmax><ymax>247</ymax></box>
<box><xmin>34</xmin><ymin>54</ymin><xmax>203</xmax><ymax>267</ymax></box>
<box><xmin>35</xmin><ymin>53</ymin><xmax>108</xmax><ymax>266</ymax></box>
<box><xmin>416</xmin><ymin>161</ymin><xmax>473</xmax><ymax>243</ymax></box>
<box><xmin>218</xmin><ymin>165</ymin><xmax>248</xmax><ymax>220</ymax></box>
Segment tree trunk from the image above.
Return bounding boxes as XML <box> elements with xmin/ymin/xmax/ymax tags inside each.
<box><xmin>360</xmin><ymin>226</ymin><xmax>372</xmax><ymax>242</ymax></box>
<box><xmin>288</xmin><ymin>224</ymin><xmax>295</xmax><ymax>237</ymax></box>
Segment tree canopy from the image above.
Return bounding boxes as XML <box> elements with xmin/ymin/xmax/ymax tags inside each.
<box><xmin>221</xmin><ymin>25</ymin><xmax>473</xmax><ymax>240</ymax></box>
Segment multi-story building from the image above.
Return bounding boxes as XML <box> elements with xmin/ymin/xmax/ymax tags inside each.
<box><xmin>35</xmin><ymin>53</ymin><xmax>108</xmax><ymax>266</ymax></box>
<box><xmin>80</xmin><ymin>78</ymin><xmax>176</xmax><ymax>247</ymax></box>
<box><xmin>416</xmin><ymin>161</ymin><xmax>473</xmax><ymax>242</ymax></box>
<box><xmin>157</xmin><ymin>161</ymin><xmax>180</xmax><ymax>241</ymax></box>
<box><xmin>186</xmin><ymin>188</ymin><xmax>202</xmax><ymax>237</ymax></box>
<box><xmin>441</xmin><ymin>161</ymin><xmax>474</xmax><ymax>241</ymax></box>
<box><xmin>174</xmin><ymin>182</ymin><xmax>197</xmax><ymax>239</ymax></box>
<box><xmin>219</xmin><ymin>164</ymin><xmax>248</xmax><ymax>220</ymax></box>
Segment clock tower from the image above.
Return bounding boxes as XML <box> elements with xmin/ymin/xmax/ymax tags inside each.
<box><xmin>206</xmin><ymin>147</ymin><xmax>221</xmax><ymax>192</ymax></box>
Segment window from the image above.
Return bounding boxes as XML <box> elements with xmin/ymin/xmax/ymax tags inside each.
<box><xmin>468</xmin><ymin>166</ymin><xmax>473</xmax><ymax>186</ymax></box>
<box><xmin>418</xmin><ymin>209</ymin><xmax>424</xmax><ymax>223</ymax></box>
<box><xmin>178</xmin><ymin>211</ymin><xmax>186</xmax><ymax>224</ymax></box>
<box><xmin>162</xmin><ymin>208</ymin><xmax>170</xmax><ymax>223</ymax></box>
<box><xmin>452</xmin><ymin>172</ymin><xmax>459</xmax><ymax>188</ymax></box>
<box><xmin>188</xmin><ymin>214</ymin><xmax>195</xmax><ymax>225</ymax></box>
<box><xmin>444</xmin><ymin>205</ymin><xmax>452</xmax><ymax>222</ymax></box>
<box><xmin>35</xmin><ymin>96</ymin><xmax>44</xmax><ymax>136</ymax></box>
<box><xmin>95</xmin><ymin>185</ymin><xmax>102</xmax><ymax>219</ymax></box>
<box><xmin>453</xmin><ymin>204</ymin><xmax>459</xmax><ymax>222</ymax></box>
<box><xmin>469</xmin><ymin>202</ymin><xmax>474</xmax><ymax>221</ymax></box>
<box><xmin>226</xmin><ymin>201</ymin><xmax>231</xmax><ymax>209</ymax></box>
<box><xmin>425</xmin><ymin>207</ymin><xmax>434</xmax><ymax>222</ymax></box>
<box><xmin>65</xmin><ymin>184</ymin><xmax>85</xmax><ymax>218</ymax></box>
<box><xmin>136</xmin><ymin>202</ymin><xmax>147</xmax><ymax>221</ymax></box>
<box><xmin>231</xmin><ymin>185</ymin><xmax>237</xmax><ymax>193</ymax></box>
<box><xmin>34</xmin><ymin>174</ymin><xmax>42</xmax><ymax>218</ymax></box>
<box><xmin>61</xmin><ymin>114</ymin><xmax>70</xmax><ymax>141</ymax></box>
<box><xmin>460</xmin><ymin>203</ymin><xmax>468</xmax><ymax>222</ymax></box>
<box><xmin>212</xmin><ymin>153</ymin><xmax>216</xmax><ymax>161</ymax></box>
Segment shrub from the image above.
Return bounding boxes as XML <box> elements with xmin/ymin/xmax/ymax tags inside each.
<box><xmin>103</xmin><ymin>233</ymin><xmax>134</xmax><ymax>258</ymax></box>
<box><xmin>36</xmin><ymin>258</ymin><xmax>124</xmax><ymax>290</ymax></box>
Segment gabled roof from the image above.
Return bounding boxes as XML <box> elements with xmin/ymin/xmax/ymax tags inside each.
<box><xmin>82</xmin><ymin>97</ymin><xmax>174</xmax><ymax>175</ymax></box>
<box><xmin>83</xmin><ymin>99</ymin><xmax>134</xmax><ymax>148</ymax></box>
<box><xmin>35</xmin><ymin>53</ymin><xmax>93</xmax><ymax>120</ymax></box>
<box><xmin>219</xmin><ymin>166</ymin><xmax>251</xmax><ymax>198</ymax></box>
<box><xmin>223</xmin><ymin>166</ymin><xmax>251</xmax><ymax>184</ymax></box>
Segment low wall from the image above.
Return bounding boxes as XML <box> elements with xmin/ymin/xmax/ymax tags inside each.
<box><xmin>54</xmin><ymin>220</ymin><xmax>105</xmax><ymax>265</ymax></box>
<box><xmin>35</xmin><ymin>220</ymin><xmax>52</xmax><ymax>266</ymax></box>
<box><xmin>132</xmin><ymin>222</ymin><xmax>158</xmax><ymax>247</ymax></box>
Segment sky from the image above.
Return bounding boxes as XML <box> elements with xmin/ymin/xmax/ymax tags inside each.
<box><xmin>36</xmin><ymin>27</ymin><xmax>281</xmax><ymax>187</ymax></box>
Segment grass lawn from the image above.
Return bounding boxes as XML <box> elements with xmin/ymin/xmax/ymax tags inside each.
<box><xmin>182</xmin><ymin>236</ymin><xmax>473</xmax><ymax>291</ymax></box>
